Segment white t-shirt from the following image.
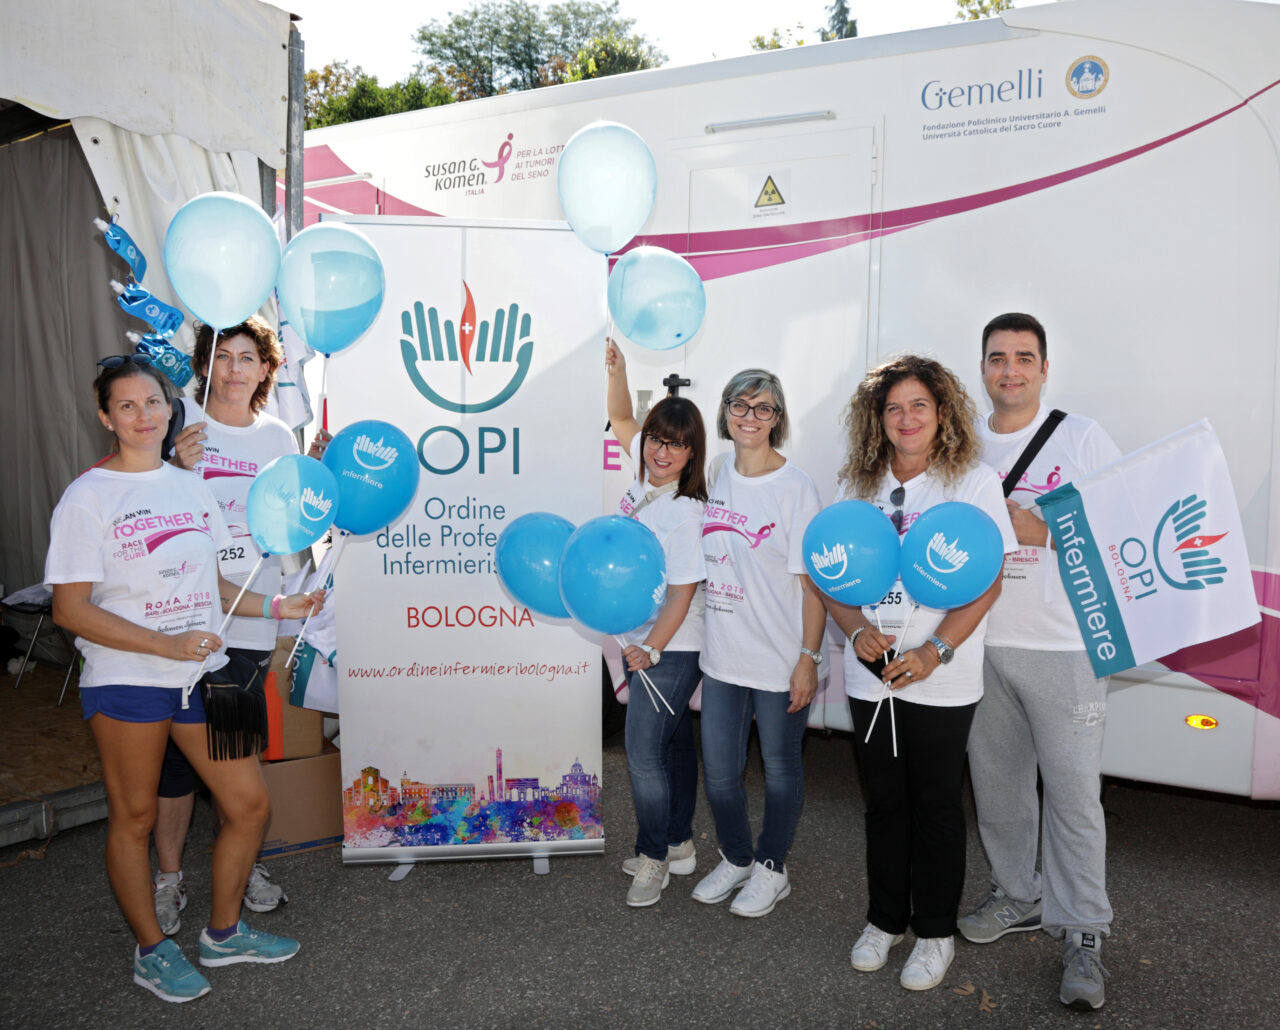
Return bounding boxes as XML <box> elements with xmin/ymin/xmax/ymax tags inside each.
<box><xmin>977</xmin><ymin>405</ymin><xmax>1122</xmax><ymax>650</ymax></box>
<box><xmin>44</xmin><ymin>464</ymin><xmax>232</xmax><ymax>688</ymax></box>
<box><xmin>615</xmin><ymin>438</ymin><xmax>706</xmax><ymax>652</ymax></box>
<box><xmin>841</xmin><ymin>463</ymin><xmax>1018</xmax><ymax>707</ymax></box>
<box><xmin>701</xmin><ymin>456</ymin><xmax>827</xmax><ymax>692</ymax></box>
<box><xmin>181</xmin><ymin>398</ymin><xmax>298</xmax><ymax>650</ymax></box>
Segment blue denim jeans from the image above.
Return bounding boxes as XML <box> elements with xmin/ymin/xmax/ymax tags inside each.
<box><xmin>625</xmin><ymin>650</ymin><xmax>702</xmax><ymax>861</ymax></box>
<box><xmin>700</xmin><ymin>674</ymin><xmax>808</xmax><ymax>869</ymax></box>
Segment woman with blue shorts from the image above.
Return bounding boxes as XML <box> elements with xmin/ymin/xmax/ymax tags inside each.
<box><xmin>46</xmin><ymin>355</ymin><xmax>323</xmax><ymax>1004</ymax></box>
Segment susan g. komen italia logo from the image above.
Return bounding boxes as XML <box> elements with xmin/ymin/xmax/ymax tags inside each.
<box><xmin>399</xmin><ymin>282</ymin><xmax>533</xmax><ymax>414</ymax></box>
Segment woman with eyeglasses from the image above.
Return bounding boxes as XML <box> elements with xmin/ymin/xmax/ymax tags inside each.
<box><xmin>819</xmin><ymin>355</ymin><xmax>1015</xmax><ymax>991</ymax></box>
<box><xmin>605</xmin><ymin>340</ymin><xmax>709</xmax><ymax>908</ymax></box>
<box><xmin>691</xmin><ymin>369</ymin><xmax>828</xmax><ymax>918</ymax></box>
<box><xmin>45</xmin><ymin>354</ymin><xmax>324</xmax><ymax>1004</ymax></box>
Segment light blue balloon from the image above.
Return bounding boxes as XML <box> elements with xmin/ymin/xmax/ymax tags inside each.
<box><xmin>558</xmin><ymin>516</ymin><xmax>667</xmax><ymax>635</ymax></box>
<box><xmin>495</xmin><ymin>513</ymin><xmax>576</xmax><ymax>618</ymax></box>
<box><xmin>899</xmin><ymin>502</ymin><xmax>1004</xmax><ymax>609</ymax></box>
<box><xmin>607</xmin><ymin>246</ymin><xmax>706</xmax><ymax>351</ymax></box>
<box><xmin>276</xmin><ymin>223</ymin><xmax>386</xmax><ymax>356</ymax></box>
<box><xmin>557</xmin><ymin>121</ymin><xmax>657</xmax><ymax>254</ymax></box>
<box><xmin>246</xmin><ymin>455</ymin><xmax>340</xmax><ymax>556</ymax></box>
<box><xmin>803</xmin><ymin>500</ymin><xmax>900</xmax><ymax>606</ymax></box>
<box><xmin>163</xmin><ymin>192</ymin><xmax>281</xmax><ymax>328</ymax></box>
<box><xmin>321</xmin><ymin>420</ymin><xmax>420</xmax><ymax>536</ymax></box>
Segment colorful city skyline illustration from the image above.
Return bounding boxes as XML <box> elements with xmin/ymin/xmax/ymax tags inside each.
<box><xmin>343</xmin><ymin>746</ymin><xmax>602</xmax><ymax>847</ymax></box>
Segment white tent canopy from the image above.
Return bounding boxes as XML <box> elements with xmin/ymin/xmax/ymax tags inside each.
<box><xmin>0</xmin><ymin>0</ymin><xmax>295</xmax><ymax>594</ymax></box>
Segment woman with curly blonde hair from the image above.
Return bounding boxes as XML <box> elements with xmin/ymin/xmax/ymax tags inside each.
<box><xmin>819</xmin><ymin>355</ymin><xmax>1016</xmax><ymax>992</ymax></box>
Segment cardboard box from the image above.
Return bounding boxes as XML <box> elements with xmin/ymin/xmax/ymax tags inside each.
<box><xmin>264</xmin><ymin>635</ymin><xmax>324</xmax><ymax>760</ymax></box>
<box><xmin>258</xmin><ymin>741</ymin><xmax>343</xmax><ymax>860</ymax></box>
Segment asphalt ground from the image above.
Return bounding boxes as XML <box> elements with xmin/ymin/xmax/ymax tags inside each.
<box><xmin>2</xmin><ymin>725</ymin><xmax>1278</xmax><ymax>1030</ymax></box>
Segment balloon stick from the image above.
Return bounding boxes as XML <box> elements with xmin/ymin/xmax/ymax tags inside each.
<box><xmin>863</xmin><ymin>603</ymin><xmax>917</xmax><ymax>759</ymax></box>
<box><xmin>200</xmin><ymin>328</ymin><xmax>220</xmax><ymax>420</ymax></box>
<box><xmin>615</xmin><ymin>636</ymin><xmax>674</xmax><ymax>715</ymax></box>
<box><xmin>214</xmin><ymin>555</ymin><xmax>265</xmax><ymax>639</ymax></box>
<box><xmin>284</xmin><ymin>529</ymin><xmax>347</xmax><ymax>671</ymax></box>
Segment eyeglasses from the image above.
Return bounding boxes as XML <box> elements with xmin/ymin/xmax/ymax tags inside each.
<box><xmin>644</xmin><ymin>435</ymin><xmax>689</xmax><ymax>455</ymax></box>
<box><xmin>97</xmin><ymin>353</ymin><xmax>155</xmax><ymax>369</ymax></box>
<box><xmin>727</xmin><ymin>399</ymin><xmax>779</xmax><ymax>422</ymax></box>
<box><xmin>889</xmin><ymin>485</ymin><xmax>906</xmax><ymax>534</ymax></box>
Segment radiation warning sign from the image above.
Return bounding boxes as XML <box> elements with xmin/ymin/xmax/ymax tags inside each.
<box><xmin>755</xmin><ymin>175</ymin><xmax>786</xmax><ymax>208</ymax></box>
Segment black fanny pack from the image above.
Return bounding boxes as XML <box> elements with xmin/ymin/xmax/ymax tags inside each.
<box><xmin>200</xmin><ymin>650</ymin><xmax>268</xmax><ymax>761</ymax></box>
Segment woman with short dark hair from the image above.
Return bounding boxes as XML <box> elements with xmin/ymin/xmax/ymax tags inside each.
<box><xmin>691</xmin><ymin>367</ymin><xmax>827</xmax><ymax>918</ymax></box>
<box><xmin>606</xmin><ymin>341</ymin><xmax>708</xmax><ymax>908</ymax></box>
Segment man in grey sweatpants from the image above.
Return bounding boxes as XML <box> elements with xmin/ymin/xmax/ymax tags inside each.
<box><xmin>960</xmin><ymin>313</ymin><xmax>1122</xmax><ymax>1010</ymax></box>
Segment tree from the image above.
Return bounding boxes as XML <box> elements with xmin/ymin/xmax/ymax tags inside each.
<box><xmin>749</xmin><ymin>23</ymin><xmax>808</xmax><ymax>51</ymax></box>
<box><xmin>304</xmin><ymin>61</ymin><xmax>364</xmax><ymax>126</ymax></box>
<box><xmin>819</xmin><ymin>0</ymin><xmax>857</xmax><ymax>41</ymax></box>
<box><xmin>415</xmin><ymin>0</ymin><xmax>662</xmax><ymax>100</ymax></box>
<box><xmin>956</xmin><ymin>0</ymin><xmax>1015</xmax><ymax>20</ymax></box>
<box><xmin>562</xmin><ymin>31</ymin><xmax>663</xmax><ymax>83</ymax></box>
<box><xmin>309</xmin><ymin>72</ymin><xmax>454</xmax><ymax>129</ymax></box>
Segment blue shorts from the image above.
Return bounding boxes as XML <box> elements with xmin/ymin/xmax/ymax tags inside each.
<box><xmin>80</xmin><ymin>683</ymin><xmax>208</xmax><ymax>724</ymax></box>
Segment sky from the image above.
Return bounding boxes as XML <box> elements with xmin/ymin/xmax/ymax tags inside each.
<box><xmin>282</xmin><ymin>0</ymin><xmax>970</xmax><ymax>82</ymax></box>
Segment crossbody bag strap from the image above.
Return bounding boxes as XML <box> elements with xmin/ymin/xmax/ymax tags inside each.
<box><xmin>1002</xmin><ymin>408</ymin><xmax>1066</xmax><ymax>498</ymax></box>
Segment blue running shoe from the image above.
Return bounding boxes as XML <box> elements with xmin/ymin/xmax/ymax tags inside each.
<box><xmin>199</xmin><ymin>920</ymin><xmax>301</xmax><ymax>967</ymax></box>
<box><xmin>133</xmin><ymin>939</ymin><xmax>211</xmax><ymax>1003</ymax></box>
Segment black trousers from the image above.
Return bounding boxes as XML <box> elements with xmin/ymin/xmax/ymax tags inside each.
<box><xmin>849</xmin><ymin>695</ymin><xmax>978</xmax><ymax>939</ymax></box>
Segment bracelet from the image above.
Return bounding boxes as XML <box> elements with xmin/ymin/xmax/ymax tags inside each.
<box><xmin>262</xmin><ymin>595</ymin><xmax>273</xmax><ymax>619</ymax></box>
<box><xmin>270</xmin><ymin>594</ymin><xmax>284</xmax><ymax>620</ymax></box>
<box><xmin>849</xmin><ymin>626</ymin><xmax>867</xmax><ymax>647</ymax></box>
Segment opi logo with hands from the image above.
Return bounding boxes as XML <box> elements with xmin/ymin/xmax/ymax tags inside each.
<box><xmin>353</xmin><ymin>434</ymin><xmax>398</xmax><ymax>471</ymax></box>
<box><xmin>301</xmin><ymin>487</ymin><xmax>333</xmax><ymax>521</ymax></box>
<box><xmin>400</xmin><ymin>282</ymin><xmax>533</xmax><ymax>413</ymax></box>
<box><xmin>809</xmin><ymin>541</ymin><xmax>849</xmax><ymax>581</ymax></box>
<box><xmin>925</xmin><ymin>533</ymin><xmax>970</xmax><ymax>575</ymax></box>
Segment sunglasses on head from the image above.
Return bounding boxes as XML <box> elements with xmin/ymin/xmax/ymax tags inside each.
<box><xmin>889</xmin><ymin>485</ymin><xmax>906</xmax><ymax>533</ymax></box>
<box><xmin>97</xmin><ymin>353</ymin><xmax>155</xmax><ymax>370</ymax></box>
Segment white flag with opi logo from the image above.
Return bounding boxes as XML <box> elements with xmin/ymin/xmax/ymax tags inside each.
<box><xmin>1036</xmin><ymin>420</ymin><xmax>1260</xmax><ymax>678</ymax></box>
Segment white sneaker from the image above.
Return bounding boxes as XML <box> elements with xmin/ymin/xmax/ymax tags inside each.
<box><xmin>899</xmin><ymin>935</ymin><xmax>955</xmax><ymax>991</ymax></box>
<box><xmin>728</xmin><ymin>860</ymin><xmax>790</xmax><ymax>918</ymax></box>
<box><xmin>690</xmin><ymin>854</ymin><xmax>754</xmax><ymax>904</ymax></box>
<box><xmin>850</xmin><ymin>923</ymin><xmax>904</xmax><ymax>972</ymax></box>
<box><xmin>625</xmin><ymin>855</ymin><xmax>670</xmax><ymax>907</ymax></box>
<box><xmin>154</xmin><ymin>875</ymin><xmax>187</xmax><ymax>937</ymax></box>
<box><xmin>242</xmin><ymin>863</ymin><xmax>287</xmax><ymax>913</ymax></box>
<box><xmin>622</xmin><ymin>839</ymin><xmax>696</xmax><ymax>877</ymax></box>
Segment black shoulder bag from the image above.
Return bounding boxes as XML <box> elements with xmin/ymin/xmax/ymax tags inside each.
<box><xmin>1002</xmin><ymin>409</ymin><xmax>1066</xmax><ymax>497</ymax></box>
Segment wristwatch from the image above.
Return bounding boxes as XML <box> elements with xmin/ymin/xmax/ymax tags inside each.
<box><xmin>800</xmin><ymin>646</ymin><xmax>824</xmax><ymax>667</ymax></box>
<box><xmin>640</xmin><ymin>644</ymin><xmax>662</xmax><ymax>666</ymax></box>
<box><xmin>928</xmin><ymin>634</ymin><xmax>955</xmax><ymax>665</ymax></box>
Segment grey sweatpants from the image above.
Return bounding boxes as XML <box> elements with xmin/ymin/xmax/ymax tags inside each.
<box><xmin>967</xmin><ymin>645</ymin><xmax>1113</xmax><ymax>938</ymax></box>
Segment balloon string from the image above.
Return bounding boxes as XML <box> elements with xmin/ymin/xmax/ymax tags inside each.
<box><xmin>199</xmin><ymin>327</ymin><xmax>219</xmax><ymax>421</ymax></box>
<box><xmin>284</xmin><ymin>530</ymin><xmax>346</xmax><ymax>671</ymax></box>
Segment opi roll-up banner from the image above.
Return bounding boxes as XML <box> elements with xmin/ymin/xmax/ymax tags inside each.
<box><xmin>1037</xmin><ymin>420</ymin><xmax>1260</xmax><ymax>679</ymax></box>
<box><xmin>325</xmin><ymin>217</ymin><xmax>605</xmax><ymax>863</ymax></box>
